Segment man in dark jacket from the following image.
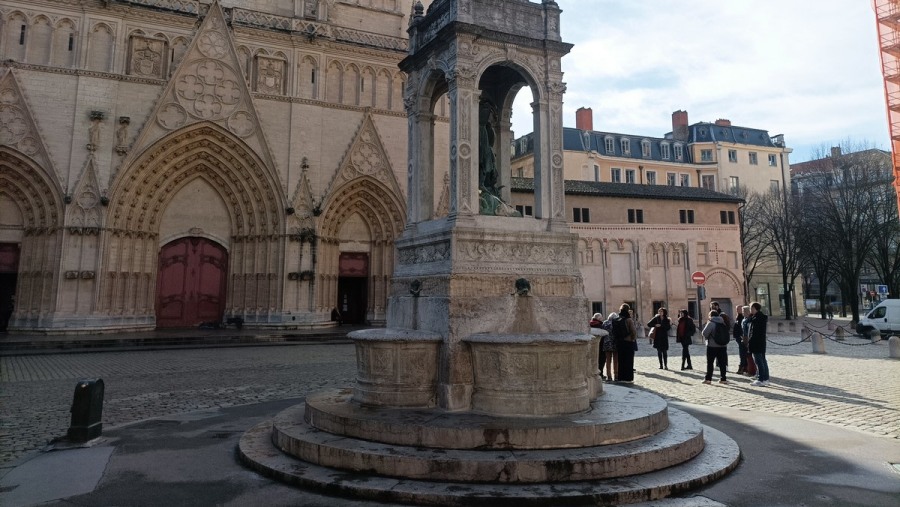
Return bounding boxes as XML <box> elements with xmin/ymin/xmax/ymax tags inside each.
<box><xmin>747</xmin><ymin>302</ymin><xmax>770</xmax><ymax>386</ymax></box>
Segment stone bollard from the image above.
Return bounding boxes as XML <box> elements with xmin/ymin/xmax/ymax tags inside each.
<box><xmin>801</xmin><ymin>327</ymin><xmax>810</xmax><ymax>342</ymax></box>
<box><xmin>789</xmin><ymin>321</ymin><xmax>797</xmax><ymax>332</ymax></box>
<box><xmin>776</xmin><ymin>322</ymin><xmax>783</xmax><ymax>332</ymax></box>
<box><xmin>869</xmin><ymin>329</ymin><xmax>882</xmax><ymax>342</ymax></box>
<box><xmin>835</xmin><ymin>326</ymin><xmax>845</xmax><ymax>341</ymax></box>
<box><xmin>889</xmin><ymin>336</ymin><xmax>900</xmax><ymax>359</ymax></box>
<box><xmin>811</xmin><ymin>332</ymin><xmax>826</xmax><ymax>354</ymax></box>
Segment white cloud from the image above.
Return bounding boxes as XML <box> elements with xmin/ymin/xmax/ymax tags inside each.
<box><xmin>512</xmin><ymin>0</ymin><xmax>890</xmax><ymax>162</ymax></box>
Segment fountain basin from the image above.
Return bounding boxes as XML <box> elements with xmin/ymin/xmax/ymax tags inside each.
<box><xmin>465</xmin><ymin>332</ymin><xmax>593</xmax><ymax>416</ymax></box>
<box><xmin>349</xmin><ymin>328</ymin><xmax>442</xmax><ymax>408</ymax></box>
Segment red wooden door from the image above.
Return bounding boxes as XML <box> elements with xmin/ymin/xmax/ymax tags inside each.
<box><xmin>156</xmin><ymin>237</ymin><xmax>227</xmax><ymax>328</ymax></box>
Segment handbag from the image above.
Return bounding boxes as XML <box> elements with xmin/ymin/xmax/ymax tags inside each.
<box><xmin>648</xmin><ymin>327</ymin><xmax>656</xmax><ymax>345</ymax></box>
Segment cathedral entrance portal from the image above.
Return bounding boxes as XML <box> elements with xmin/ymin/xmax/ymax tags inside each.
<box><xmin>337</xmin><ymin>252</ymin><xmax>368</xmax><ymax>325</ymax></box>
<box><xmin>0</xmin><ymin>243</ymin><xmax>19</xmax><ymax>331</ymax></box>
<box><xmin>156</xmin><ymin>237</ymin><xmax>228</xmax><ymax>328</ymax></box>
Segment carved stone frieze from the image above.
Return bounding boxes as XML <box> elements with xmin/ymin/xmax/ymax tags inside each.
<box><xmin>397</xmin><ymin>241</ymin><xmax>451</xmax><ymax>265</ymax></box>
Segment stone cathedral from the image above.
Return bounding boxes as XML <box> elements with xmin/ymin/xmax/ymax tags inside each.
<box><xmin>0</xmin><ymin>0</ymin><xmax>465</xmax><ymax>332</ymax></box>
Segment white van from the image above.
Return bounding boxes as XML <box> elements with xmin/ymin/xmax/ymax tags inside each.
<box><xmin>856</xmin><ymin>299</ymin><xmax>900</xmax><ymax>335</ymax></box>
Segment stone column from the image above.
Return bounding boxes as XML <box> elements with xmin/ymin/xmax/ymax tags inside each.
<box><xmin>447</xmin><ymin>67</ymin><xmax>479</xmax><ymax>221</ymax></box>
<box><xmin>405</xmin><ymin>91</ymin><xmax>435</xmax><ymax>225</ymax></box>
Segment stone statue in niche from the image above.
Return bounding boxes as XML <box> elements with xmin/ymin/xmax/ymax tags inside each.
<box><xmin>478</xmin><ymin>101</ymin><xmax>520</xmax><ymax>217</ymax></box>
<box><xmin>115</xmin><ymin>116</ymin><xmax>130</xmax><ymax>155</ymax></box>
<box><xmin>86</xmin><ymin>117</ymin><xmax>102</xmax><ymax>152</ymax></box>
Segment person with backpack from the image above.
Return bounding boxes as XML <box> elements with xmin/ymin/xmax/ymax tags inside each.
<box><xmin>599</xmin><ymin>312</ymin><xmax>619</xmax><ymax>381</ymax></box>
<box><xmin>701</xmin><ymin>309</ymin><xmax>730</xmax><ymax>385</ymax></box>
<box><xmin>614</xmin><ymin>303</ymin><xmax>637</xmax><ymax>382</ymax></box>
<box><xmin>676</xmin><ymin>309</ymin><xmax>695</xmax><ymax>370</ymax></box>
<box><xmin>647</xmin><ymin>307</ymin><xmax>672</xmax><ymax>370</ymax></box>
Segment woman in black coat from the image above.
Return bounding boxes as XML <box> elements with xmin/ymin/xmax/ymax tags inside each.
<box><xmin>647</xmin><ymin>307</ymin><xmax>672</xmax><ymax>370</ymax></box>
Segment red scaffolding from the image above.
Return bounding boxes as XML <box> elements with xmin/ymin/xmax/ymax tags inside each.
<box><xmin>875</xmin><ymin>0</ymin><xmax>900</xmax><ymax>213</ymax></box>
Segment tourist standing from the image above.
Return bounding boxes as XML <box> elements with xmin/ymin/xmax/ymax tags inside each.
<box><xmin>734</xmin><ymin>306</ymin><xmax>748</xmax><ymax>375</ymax></box>
<box><xmin>647</xmin><ymin>308</ymin><xmax>672</xmax><ymax>370</ymax></box>
<box><xmin>676</xmin><ymin>309</ymin><xmax>695</xmax><ymax>370</ymax></box>
<box><xmin>701</xmin><ymin>310</ymin><xmax>729</xmax><ymax>384</ymax></box>
<box><xmin>748</xmin><ymin>302</ymin><xmax>770</xmax><ymax>386</ymax></box>
<box><xmin>601</xmin><ymin>313</ymin><xmax>619</xmax><ymax>381</ymax></box>
<box><xmin>614</xmin><ymin>304</ymin><xmax>637</xmax><ymax>382</ymax></box>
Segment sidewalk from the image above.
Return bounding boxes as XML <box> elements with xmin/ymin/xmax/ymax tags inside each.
<box><xmin>0</xmin><ymin>324</ymin><xmax>368</xmax><ymax>355</ymax></box>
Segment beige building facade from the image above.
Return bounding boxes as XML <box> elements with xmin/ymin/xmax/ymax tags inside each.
<box><xmin>511</xmin><ymin>179</ymin><xmax>745</xmax><ymax>323</ymax></box>
<box><xmin>512</xmin><ymin>107</ymin><xmax>799</xmax><ymax>317</ymax></box>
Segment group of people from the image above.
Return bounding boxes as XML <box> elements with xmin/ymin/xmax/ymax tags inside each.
<box><xmin>589</xmin><ymin>301</ymin><xmax>770</xmax><ymax>387</ymax></box>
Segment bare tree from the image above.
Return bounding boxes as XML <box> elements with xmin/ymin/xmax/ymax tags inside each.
<box><xmin>797</xmin><ymin>193</ymin><xmax>840</xmax><ymax>318</ymax></box>
<box><xmin>802</xmin><ymin>143</ymin><xmax>890</xmax><ymax>322</ymax></box>
<box><xmin>864</xmin><ymin>155</ymin><xmax>900</xmax><ymax>297</ymax></box>
<box><xmin>757</xmin><ymin>188</ymin><xmax>804</xmax><ymax>319</ymax></box>
<box><xmin>734</xmin><ymin>185</ymin><xmax>769</xmax><ymax>300</ymax></box>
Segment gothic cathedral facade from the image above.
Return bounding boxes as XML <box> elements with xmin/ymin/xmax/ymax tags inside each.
<box><xmin>0</xmin><ymin>0</ymin><xmax>436</xmax><ymax>332</ymax></box>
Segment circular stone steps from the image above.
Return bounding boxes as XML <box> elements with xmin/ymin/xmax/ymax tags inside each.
<box><xmin>238</xmin><ymin>385</ymin><xmax>741</xmax><ymax>505</ymax></box>
<box><xmin>304</xmin><ymin>385</ymin><xmax>669</xmax><ymax>449</ymax></box>
<box><xmin>274</xmin><ymin>404</ymin><xmax>704</xmax><ymax>483</ymax></box>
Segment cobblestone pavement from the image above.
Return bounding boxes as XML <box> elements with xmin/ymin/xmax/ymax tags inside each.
<box><xmin>1</xmin><ymin>331</ymin><xmax>897</xmax><ymax>468</ymax></box>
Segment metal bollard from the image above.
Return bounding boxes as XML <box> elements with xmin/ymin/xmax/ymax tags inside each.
<box><xmin>835</xmin><ymin>326</ymin><xmax>845</xmax><ymax>341</ymax></box>
<box><xmin>68</xmin><ymin>378</ymin><xmax>104</xmax><ymax>442</ymax></box>
<box><xmin>889</xmin><ymin>336</ymin><xmax>900</xmax><ymax>359</ymax></box>
<box><xmin>811</xmin><ymin>332</ymin><xmax>826</xmax><ymax>354</ymax></box>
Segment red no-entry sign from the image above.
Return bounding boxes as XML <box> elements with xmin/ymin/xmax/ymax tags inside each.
<box><xmin>691</xmin><ymin>271</ymin><xmax>706</xmax><ymax>285</ymax></box>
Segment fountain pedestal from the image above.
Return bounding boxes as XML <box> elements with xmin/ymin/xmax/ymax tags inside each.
<box><xmin>239</xmin><ymin>0</ymin><xmax>739</xmax><ymax>503</ymax></box>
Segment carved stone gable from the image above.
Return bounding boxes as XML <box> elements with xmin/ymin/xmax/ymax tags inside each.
<box><xmin>325</xmin><ymin>112</ymin><xmax>403</xmax><ymax>200</ymax></box>
<box><xmin>68</xmin><ymin>158</ymin><xmax>103</xmax><ymax>229</ymax></box>
<box><xmin>288</xmin><ymin>165</ymin><xmax>316</xmax><ymax>231</ymax></box>
<box><xmin>123</xmin><ymin>0</ymin><xmax>281</xmax><ymax>192</ymax></box>
<box><xmin>0</xmin><ymin>69</ymin><xmax>60</xmax><ymax>185</ymax></box>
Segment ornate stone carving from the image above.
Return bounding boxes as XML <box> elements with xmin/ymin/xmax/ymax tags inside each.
<box><xmin>129</xmin><ymin>36</ymin><xmax>166</xmax><ymax>78</ymax></box>
<box><xmin>397</xmin><ymin>241</ymin><xmax>451</xmax><ymax>265</ymax></box>
<box><xmin>255</xmin><ymin>56</ymin><xmax>284</xmax><ymax>94</ymax></box>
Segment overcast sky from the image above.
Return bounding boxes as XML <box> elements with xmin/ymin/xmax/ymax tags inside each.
<box><xmin>510</xmin><ymin>1</ymin><xmax>890</xmax><ymax>163</ymax></box>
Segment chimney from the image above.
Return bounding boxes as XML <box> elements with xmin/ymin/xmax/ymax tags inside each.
<box><xmin>672</xmin><ymin>110</ymin><xmax>689</xmax><ymax>141</ymax></box>
<box><xmin>830</xmin><ymin>146</ymin><xmax>842</xmax><ymax>158</ymax></box>
<box><xmin>714</xmin><ymin>118</ymin><xmax>731</xmax><ymax>126</ymax></box>
<box><xmin>576</xmin><ymin>107</ymin><xmax>593</xmax><ymax>131</ymax></box>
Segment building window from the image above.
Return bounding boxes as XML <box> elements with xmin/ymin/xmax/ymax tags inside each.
<box><xmin>720</xmin><ymin>210</ymin><xmax>736</xmax><ymax>224</ymax></box>
<box><xmin>611</xmin><ymin>168</ymin><xmax>621</xmax><ymax>182</ymax></box>
<box><xmin>701</xmin><ymin>149</ymin><xmax>713</xmax><ymax>162</ymax></box>
<box><xmin>19</xmin><ymin>25</ymin><xmax>26</xmax><ymax>45</ymax></box>
<box><xmin>701</xmin><ymin>174</ymin><xmax>715</xmax><ymax>190</ymax></box>
<box><xmin>625</xmin><ymin>169</ymin><xmax>636</xmax><ymax>184</ymax></box>
<box><xmin>515</xmin><ymin>205</ymin><xmax>533</xmax><ymax>217</ymax></box>
<box><xmin>770</xmin><ymin>180</ymin><xmax>779</xmax><ymax>193</ymax></box>
<box><xmin>68</xmin><ymin>33</ymin><xmax>75</xmax><ymax>51</ymax></box>
<box><xmin>728</xmin><ymin>149</ymin><xmax>737</xmax><ymax>163</ymax></box>
<box><xmin>661</xmin><ymin>143</ymin><xmax>670</xmax><ymax>159</ymax></box>
<box><xmin>311</xmin><ymin>69</ymin><xmax>316</xmax><ymax>84</ymax></box>
<box><xmin>697</xmin><ymin>242</ymin><xmax>709</xmax><ymax>266</ymax></box>
<box><xmin>605</xmin><ymin>137</ymin><xmax>615</xmax><ymax>153</ymax></box>
<box><xmin>592</xmin><ymin>302</ymin><xmax>604</xmax><ymax>316</ymax></box>
<box><xmin>646</xmin><ymin>171</ymin><xmax>656</xmax><ymax>185</ymax></box>
<box><xmin>627</xmin><ymin>209</ymin><xmax>644</xmax><ymax>223</ymax></box>
<box><xmin>729</xmin><ymin>176</ymin><xmax>740</xmax><ymax>191</ymax></box>
<box><xmin>680</xmin><ymin>174</ymin><xmax>690</xmax><ymax>187</ymax></box>
<box><xmin>516</xmin><ymin>167</ymin><xmax>524</xmax><ymax>177</ymax></box>
<box><xmin>621</xmin><ymin>138</ymin><xmax>631</xmax><ymax>155</ymax></box>
<box><xmin>672</xmin><ymin>249</ymin><xmax>682</xmax><ymax>265</ymax></box>
<box><xmin>594</xmin><ymin>165</ymin><xmax>600</xmax><ymax>182</ymax></box>
<box><xmin>768</xmin><ymin>153</ymin><xmax>777</xmax><ymax>166</ymax></box>
<box><xmin>674</xmin><ymin>144</ymin><xmax>683</xmax><ymax>160</ymax></box>
<box><xmin>641</xmin><ymin>140</ymin><xmax>651</xmax><ymax>157</ymax></box>
<box><xmin>679</xmin><ymin>209</ymin><xmax>695</xmax><ymax>224</ymax></box>
<box><xmin>574</xmin><ymin>207</ymin><xmax>590</xmax><ymax>223</ymax></box>
<box><xmin>749</xmin><ymin>152</ymin><xmax>758</xmax><ymax>165</ymax></box>
<box><xmin>651</xmin><ymin>249</ymin><xmax>662</xmax><ymax>266</ymax></box>
<box><xmin>667</xmin><ymin>172</ymin><xmax>677</xmax><ymax>186</ymax></box>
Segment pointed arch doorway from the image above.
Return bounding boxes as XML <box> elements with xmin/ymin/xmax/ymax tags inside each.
<box><xmin>338</xmin><ymin>252</ymin><xmax>369</xmax><ymax>325</ymax></box>
<box><xmin>156</xmin><ymin>237</ymin><xmax>228</xmax><ymax>328</ymax></box>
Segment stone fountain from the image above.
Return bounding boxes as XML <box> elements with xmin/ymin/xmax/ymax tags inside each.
<box><xmin>239</xmin><ymin>1</ymin><xmax>739</xmax><ymax>504</ymax></box>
